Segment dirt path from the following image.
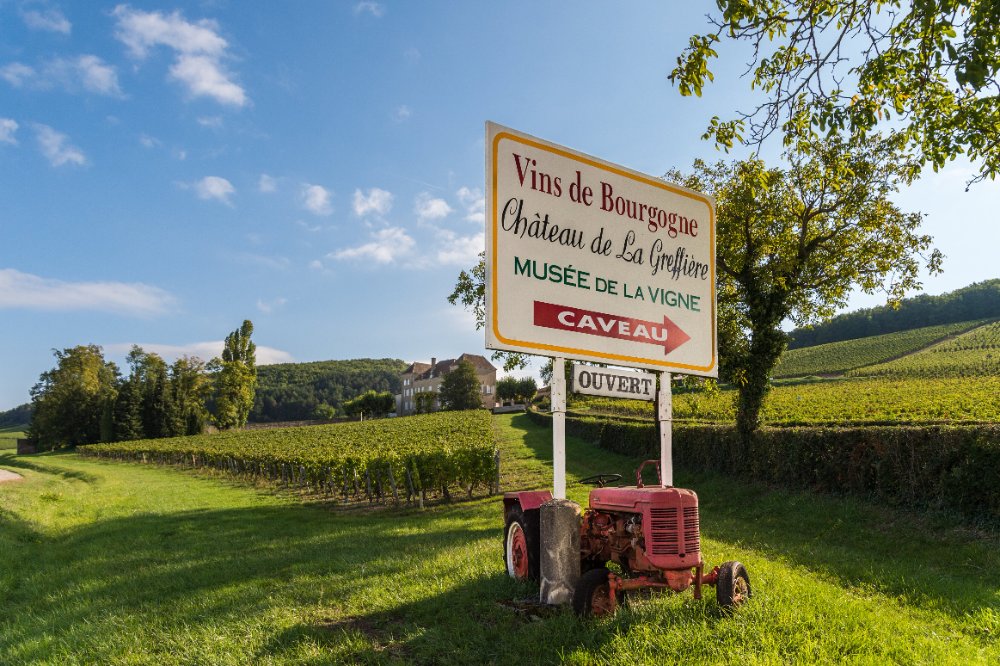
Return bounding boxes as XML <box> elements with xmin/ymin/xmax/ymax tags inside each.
<box><xmin>0</xmin><ymin>468</ymin><xmax>23</xmax><ymax>483</ymax></box>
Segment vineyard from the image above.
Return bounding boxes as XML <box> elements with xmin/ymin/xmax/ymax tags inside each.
<box><xmin>574</xmin><ymin>376</ymin><xmax>1000</xmax><ymax>424</ymax></box>
<box><xmin>848</xmin><ymin>320</ymin><xmax>1000</xmax><ymax>379</ymax></box>
<box><xmin>773</xmin><ymin>320</ymin><xmax>986</xmax><ymax>377</ymax></box>
<box><xmin>80</xmin><ymin>410</ymin><xmax>498</xmax><ymax>506</ymax></box>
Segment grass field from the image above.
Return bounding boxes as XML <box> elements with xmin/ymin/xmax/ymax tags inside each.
<box><xmin>0</xmin><ymin>425</ymin><xmax>25</xmax><ymax>450</ymax></box>
<box><xmin>773</xmin><ymin>320</ymin><xmax>986</xmax><ymax>378</ymax></box>
<box><xmin>1</xmin><ymin>414</ymin><xmax>998</xmax><ymax>664</ymax></box>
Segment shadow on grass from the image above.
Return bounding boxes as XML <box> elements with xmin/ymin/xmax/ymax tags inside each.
<box><xmin>0</xmin><ymin>451</ymin><xmax>100</xmax><ymax>483</ymax></box>
<box><xmin>0</xmin><ymin>500</ymin><xmax>507</xmax><ymax>664</ymax></box>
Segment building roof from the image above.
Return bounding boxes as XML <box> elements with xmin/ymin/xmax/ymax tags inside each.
<box><xmin>410</xmin><ymin>353</ymin><xmax>496</xmax><ymax>381</ymax></box>
<box><xmin>402</xmin><ymin>362</ymin><xmax>432</xmax><ymax>375</ymax></box>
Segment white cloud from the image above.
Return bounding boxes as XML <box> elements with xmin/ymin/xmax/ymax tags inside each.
<box><xmin>34</xmin><ymin>124</ymin><xmax>85</xmax><ymax>166</ymax></box>
<box><xmin>21</xmin><ymin>8</ymin><xmax>71</xmax><ymax>34</ymax></box>
<box><xmin>403</xmin><ymin>48</ymin><xmax>421</xmax><ymax>64</ymax></box>
<box><xmin>301</xmin><ymin>183</ymin><xmax>333</xmax><ymax>216</ymax></box>
<box><xmin>139</xmin><ymin>133</ymin><xmax>160</xmax><ymax>148</ymax></box>
<box><xmin>169</xmin><ymin>54</ymin><xmax>246</xmax><ymax>106</ymax></box>
<box><xmin>332</xmin><ymin>227</ymin><xmax>415</xmax><ymax>264</ymax></box>
<box><xmin>0</xmin><ymin>268</ymin><xmax>175</xmax><ymax>317</ymax></box>
<box><xmin>106</xmin><ymin>341</ymin><xmax>293</xmax><ymax>365</ymax></box>
<box><xmin>0</xmin><ymin>118</ymin><xmax>18</xmax><ymax>145</ymax></box>
<box><xmin>354</xmin><ymin>2</ymin><xmax>385</xmax><ymax>17</ymax></box>
<box><xmin>414</xmin><ymin>192</ymin><xmax>452</xmax><ymax>222</ymax></box>
<box><xmin>457</xmin><ymin>186</ymin><xmax>485</xmax><ymax>223</ymax></box>
<box><xmin>193</xmin><ymin>176</ymin><xmax>235</xmax><ymax>205</ymax></box>
<box><xmin>392</xmin><ymin>105</ymin><xmax>411</xmax><ymax>123</ymax></box>
<box><xmin>353</xmin><ymin>187</ymin><xmax>394</xmax><ymax>216</ymax></box>
<box><xmin>113</xmin><ymin>5</ymin><xmax>247</xmax><ymax>107</ymax></box>
<box><xmin>256</xmin><ymin>297</ymin><xmax>287</xmax><ymax>314</ymax></box>
<box><xmin>0</xmin><ymin>56</ymin><xmax>121</xmax><ymax>96</ymax></box>
<box><xmin>197</xmin><ymin>115</ymin><xmax>223</xmax><ymax>128</ymax></box>
<box><xmin>434</xmin><ymin>229</ymin><xmax>484</xmax><ymax>266</ymax></box>
<box><xmin>72</xmin><ymin>55</ymin><xmax>122</xmax><ymax>95</ymax></box>
<box><xmin>258</xmin><ymin>173</ymin><xmax>277</xmax><ymax>193</ymax></box>
<box><xmin>0</xmin><ymin>63</ymin><xmax>36</xmax><ymax>87</ymax></box>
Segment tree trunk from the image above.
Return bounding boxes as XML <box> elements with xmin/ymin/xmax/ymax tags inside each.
<box><xmin>736</xmin><ymin>312</ymin><xmax>788</xmax><ymax>444</ymax></box>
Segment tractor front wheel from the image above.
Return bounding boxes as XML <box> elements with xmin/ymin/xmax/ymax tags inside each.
<box><xmin>715</xmin><ymin>561</ymin><xmax>752</xmax><ymax>608</ymax></box>
<box><xmin>504</xmin><ymin>505</ymin><xmax>539</xmax><ymax>582</ymax></box>
<box><xmin>573</xmin><ymin>567</ymin><xmax>620</xmax><ymax>617</ymax></box>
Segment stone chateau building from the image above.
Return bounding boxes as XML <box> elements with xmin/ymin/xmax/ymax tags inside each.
<box><xmin>397</xmin><ymin>353</ymin><xmax>497</xmax><ymax>415</ymax></box>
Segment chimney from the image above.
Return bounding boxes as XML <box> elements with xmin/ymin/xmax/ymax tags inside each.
<box><xmin>430</xmin><ymin>357</ymin><xmax>436</xmax><ymax>378</ymax></box>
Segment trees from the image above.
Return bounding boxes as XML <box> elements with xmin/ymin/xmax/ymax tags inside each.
<box><xmin>496</xmin><ymin>376</ymin><xmax>519</xmax><ymax>405</ymax></box>
<box><xmin>496</xmin><ymin>376</ymin><xmax>537</xmax><ymax>404</ymax></box>
<box><xmin>213</xmin><ymin>320</ymin><xmax>257</xmax><ymax>430</ymax></box>
<box><xmin>438</xmin><ymin>360</ymin><xmax>483</xmax><ymax>411</ymax></box>
<box><xmin>668</xmin><ymin>134</ymin><xmax>940</xmax><ymax>440</ymax></box>
<box><xmin>414</xmin><ymin>391</ymin><xmax>438</xmax><ymax>414</ymax></box>
<box><xmin>343</xmin><ymin>390</ymin><xmax>395</xmax><ymax>419</ymax></box>
<box><xmin>516</xmin><ymin>377</ymin><xmax>538</xmax><ymax>404</ymax></box>
<box><xmin>28</xmin><ymin>345</ymin><xmax>119</xmax><ymax>449</ymax></box>
<box><xmin>171</xmin><ymin>356</ymin><xmax>212</xmax><ymax>435</ymax></box>
<box><xmin>670</xmin><ymin>0</ymin><xmax>1000</xmax><ymax>185</ymax></box>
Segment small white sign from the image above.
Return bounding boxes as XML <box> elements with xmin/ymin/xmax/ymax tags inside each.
<box><xmin>572</xmin><ymin>365</ymin><xmax>656</xmax><ymax>401</ymax></box>
<box><xmin>485</xmin><ymin>122</ymin><xmax>717</xmax><ymax>376</ymax></box>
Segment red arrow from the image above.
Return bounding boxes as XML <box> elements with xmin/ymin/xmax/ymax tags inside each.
<box><xmin>533</xmin><ymin>301</ymin><xmax>691</xmax><ymax>355</ymax></box>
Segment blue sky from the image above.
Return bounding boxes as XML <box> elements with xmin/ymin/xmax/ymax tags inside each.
<box><xmin>1</xmin><ymin>1</ymin><xmax>997</xmax><ymax>410</ymax></box>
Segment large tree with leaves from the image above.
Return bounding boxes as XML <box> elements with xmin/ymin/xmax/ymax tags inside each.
<box><xmin>28</xmin><ymin>345</ymin><xmax>119</xmax><ymax>449</ymax></box>
<box><xmin>170</xmin><ymin>355</ymin><xmax>212</xmax><ymax>435</ymax></box>
<box><xmin>212</xmin><ymin>320</ymin><xmax>258</xmax><ymax>430</ymax></box>
<box><xmin>671</xmin><ymin>0</ymin><xmax>1000</xmax><ymax>186</ymax></box>
<box><xmin>669</xmin><ymin>134</ymin><xmax>940</xmax><ymax>440</ymax></box>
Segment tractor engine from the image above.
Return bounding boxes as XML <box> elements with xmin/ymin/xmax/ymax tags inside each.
<box><xmin>580</xmin><ymin>486</ymin><xmax>701</xmax><ymax>592</ymax></box>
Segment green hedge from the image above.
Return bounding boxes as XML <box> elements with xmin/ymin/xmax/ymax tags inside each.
<box><xmin>526</xmin><ymin>411</ymin><xmax>1000</xmax><ymax>525</ymax></box>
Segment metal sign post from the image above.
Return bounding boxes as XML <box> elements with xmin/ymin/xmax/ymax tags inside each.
<box><xmin>657</xmin><ymin>371</ymin><xmax>673</xmax><ymax>487</ymax></box>
<box><xmin>551</xmin><ymin>356</ymin><xmax>567</xmax><ymax>499</ymax></box>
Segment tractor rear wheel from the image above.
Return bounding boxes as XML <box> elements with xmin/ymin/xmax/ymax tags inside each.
<box><xmin>504</xmin><ymin>505</ymin><xmax>539</xmax><ymax>582</ymax></box>
<box><xmin>716</xmin><ymin>561</ymin><xmax>752</xmax><ymax>608</ymax></box>
<box><xmin>573</xmin><ymin>567</ymin><xmax>620</xmax><ymax>617</ymax></box>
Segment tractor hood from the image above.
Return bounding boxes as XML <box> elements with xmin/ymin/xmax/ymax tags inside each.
<box><xmin>588</xmin><ymin>486</ymin><xmax>698</xmax><ymax>512</ymax></box>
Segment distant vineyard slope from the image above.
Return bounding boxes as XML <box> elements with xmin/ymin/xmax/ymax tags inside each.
<box><xmin>572</xmin><ymin>376</ymin><xmax>1000</xmax><ymax>424</ymax></box>
<box><xmin>848</xmin><ymin>320</ymin><xmax>1000</xmax><ymax>379</ymax></box>
<box><xmin>787</xmin><ymin>279</ymin><xmax>1000</xmax><ymax>349</ymax></box>
<box><xmin>252</xmin><ymin>358</ymin><xmax>407</xmax><ymax>422</ymax></box>
<box><xmin>774</xmin><ymin>320</ymin><xmax>988</xmax><ymax>378</ymax></box>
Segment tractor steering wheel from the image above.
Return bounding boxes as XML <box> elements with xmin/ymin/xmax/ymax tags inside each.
<box><xmin>578</xmin><ymin>473</ymin><xmax>622</xmax><ymax>488</ymax></box>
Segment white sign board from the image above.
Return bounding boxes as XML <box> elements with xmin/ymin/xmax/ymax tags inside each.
<box><xmin>572</xmin><ymin>365</ymin><xmax>656</xmax><ymax>401</ymax></box>
<box><xmin>485</xmin><ymin>122</ymin><xmax>717</xmax><ymax>376</ymax></box>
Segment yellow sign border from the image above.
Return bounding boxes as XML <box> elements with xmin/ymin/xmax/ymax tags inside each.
<box><xmin>489</xmin><ymin>129</ymin><xmax>717</xmax><ymax>373</ymax></box>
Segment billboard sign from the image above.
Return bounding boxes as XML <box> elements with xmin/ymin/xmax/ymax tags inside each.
<box><xmin>485</xmin><ymin>122</ymin><xmax>717</xmax><ymax>376</ymax></box>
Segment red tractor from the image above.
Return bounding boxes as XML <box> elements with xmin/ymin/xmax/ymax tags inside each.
<box><xmin>503</xmin><ymin>460</ymin><xmax>751</xmax><ymax>616</ymax></box>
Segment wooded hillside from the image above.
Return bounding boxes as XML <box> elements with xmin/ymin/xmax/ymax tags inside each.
<box><xmin>252</xmin><ymin>358</ymin><xmax>406</xmax><ymax>422</ymax></box>
<box><xmin>787</xmin><ymin>280</ymin><xmax>1000</xmax><ymax>348</ymax></box>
